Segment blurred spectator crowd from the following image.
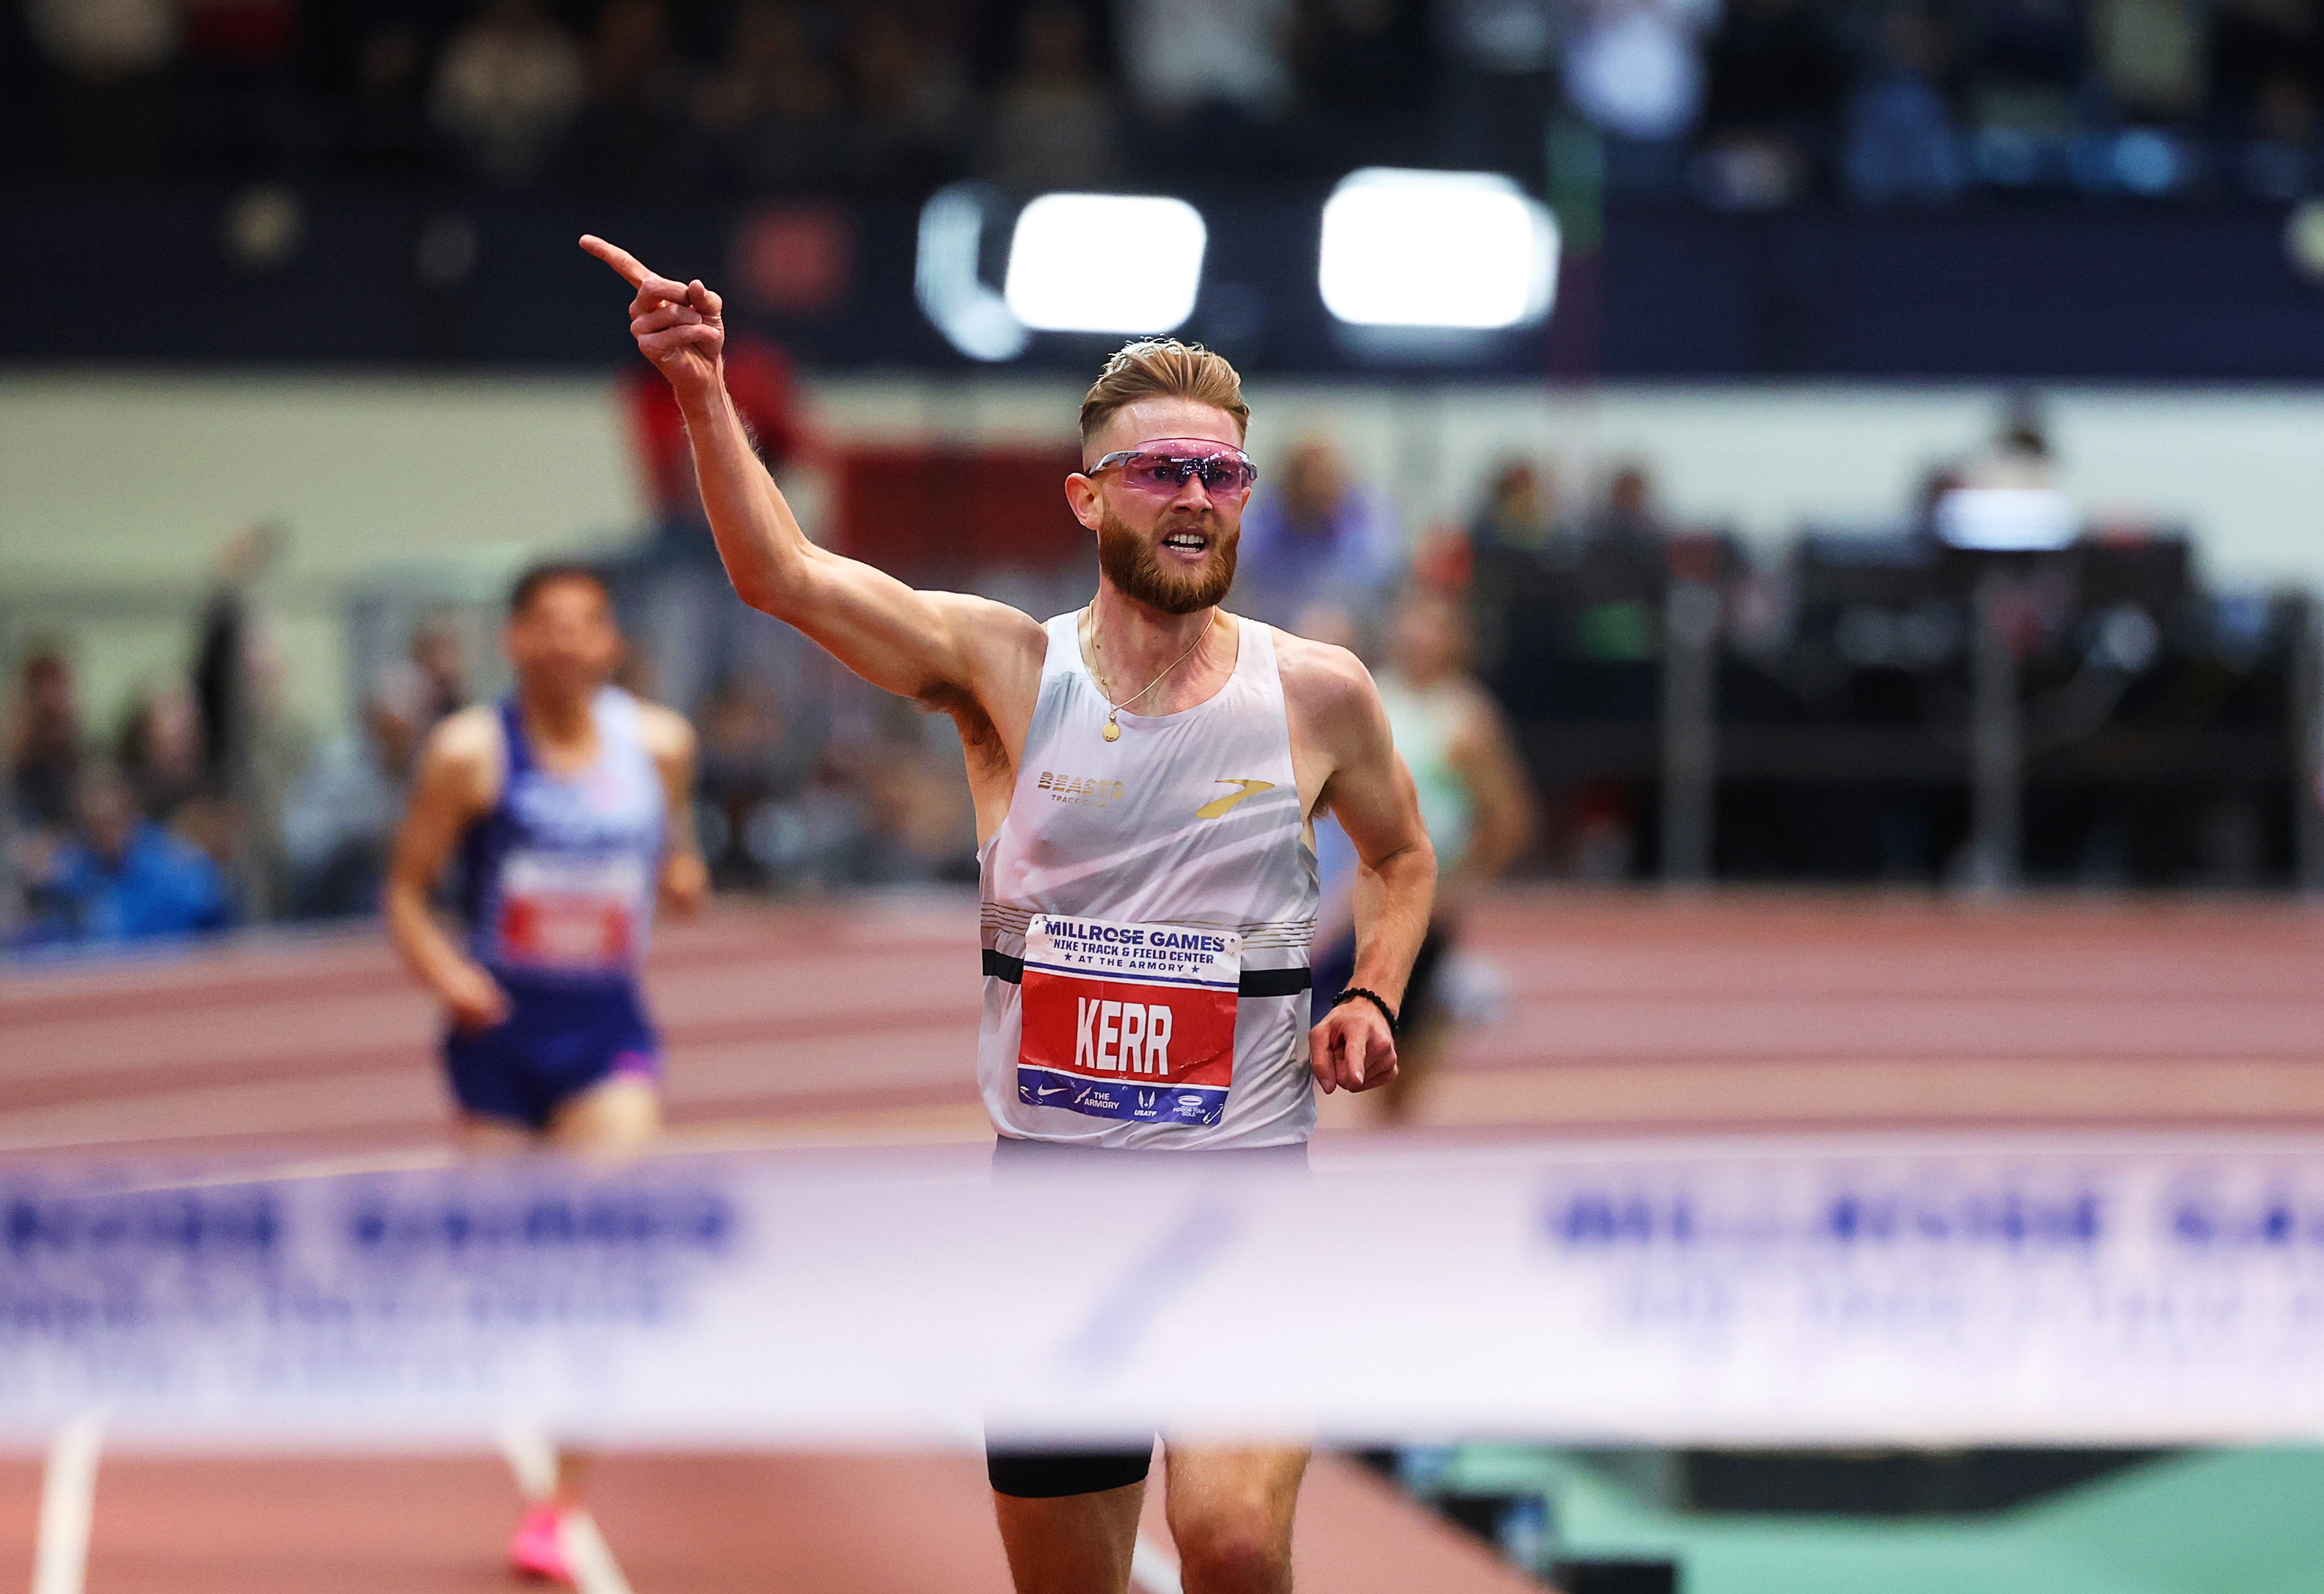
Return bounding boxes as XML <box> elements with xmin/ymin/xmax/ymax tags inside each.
<box><xmin>3</xmin><ymin>0</ymin><xmax>2317</xmax><ymax>209</ymax></box>
<box><xmin>5</xmin><ymin>622</ymin><xmax>243</xmax><ymax>950</ymax></box>
<box><xmin>1</xmin><ymin>538</ymin><xmax>996</xmax><ymax>954</ymax></box>
<box><xmin>1215</xmin><ymin>403</ymin><xmax>2301</xmax><ymax>888</ymax></box>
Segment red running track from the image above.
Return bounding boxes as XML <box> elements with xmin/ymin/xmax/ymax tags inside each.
<box><xmin>11</xmin><ymin>887</ymin><xmax>2324</xmax><ymax>1165</ymax></box>
<box><xmin>7</xmin><ymin>1450</ymin><xmax>1536</xmax><ymax>1594</ymax></box>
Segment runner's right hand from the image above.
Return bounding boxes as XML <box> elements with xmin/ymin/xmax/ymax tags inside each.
<box><xmin>580</xmin><ymin>234</ymin><xmax>724</xmax><ymax>396</ymax></box>
<box><xmin>441</xmin><ymin>960</ymin><xmax>511</xmax><ymax>1032</ymax></box>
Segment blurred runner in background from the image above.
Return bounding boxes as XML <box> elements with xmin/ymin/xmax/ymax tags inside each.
<box><xmin>1314</xmin><ymin>591</ymin><xmax>1535</xmax><ymax>1122</ymax></box>
<box><xmin>382</xmin><ymin>562</ymin><xmax>705</xmax><ymax>1584</ymax></box>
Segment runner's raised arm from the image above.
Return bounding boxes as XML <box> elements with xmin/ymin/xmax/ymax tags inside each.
<box><xmin>580</xmin><ymin>235</ymin><xmax>1041</xmax><ymax>715</ymax></box>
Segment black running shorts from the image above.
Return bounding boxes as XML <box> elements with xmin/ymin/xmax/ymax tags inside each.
<box><xmin>987</xmin><ymin>1444</ymin><xmax>1156</xmax><ymax>1498</ymax></box>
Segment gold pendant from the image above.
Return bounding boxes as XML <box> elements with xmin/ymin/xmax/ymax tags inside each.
<box><xmin>1101</xmin><ymin>719</ymin><xmax>1121</xmax><ymax>742</ymax></box>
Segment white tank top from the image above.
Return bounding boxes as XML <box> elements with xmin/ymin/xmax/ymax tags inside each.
<box><xmin>977</xmin><ymin>611</ymin><xmax>1319</xmax><ymax>1148</ymax></box>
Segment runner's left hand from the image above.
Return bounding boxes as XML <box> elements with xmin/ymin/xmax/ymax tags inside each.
<box><xmin>1310</xmin><ymin>1001</ymin><xmax>1397</xmax><ymax>1095</ymax></box>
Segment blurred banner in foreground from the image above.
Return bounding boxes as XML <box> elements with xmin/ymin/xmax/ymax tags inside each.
<box><xmin>5</xmin><ymin>1137</ymin><xmax>2323</xmax><ymax>1448</ymax></box>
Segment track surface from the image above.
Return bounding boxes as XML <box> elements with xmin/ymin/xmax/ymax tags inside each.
<box><xmin>7</xmin><ymin>886</ymin><xmax>2322</xmax><ymax>1589</ymax></box>
<box><xmin>10</xmin><ymin>886</ymin><xmax>2324</xmax><ymax>1165</ymax></box>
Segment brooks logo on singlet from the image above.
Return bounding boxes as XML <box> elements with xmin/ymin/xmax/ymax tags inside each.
<box><xmin>1195</xmin><ymin>779</ymin><xmax>1274</xmax><ymax>818</ymax></box>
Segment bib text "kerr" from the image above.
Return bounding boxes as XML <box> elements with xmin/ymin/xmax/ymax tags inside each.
<box><xmin>1075</xmin><ymin>998</ymin><xmax>1175</xmax><ymax>1076</ymax></box>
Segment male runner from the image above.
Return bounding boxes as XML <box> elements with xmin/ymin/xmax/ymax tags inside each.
<box><xmin>383</xmin><ymin>562</ymin><xmax>705</xmax><ymax>1581</ymax></box>
<box><xmin>1313</xmin><ymin>591</ymin><xmax>1535</xmax><ymax>1121</ymax></box>
<box><xmin>582</xmin><ymin>234</ymin><xmax>1433</xmax><ymax>1594</ymax></box>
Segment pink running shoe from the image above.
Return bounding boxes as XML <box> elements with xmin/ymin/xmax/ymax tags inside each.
<box><xmin>507</xmin><ymin>1503</ymin><xmax>574</xmax><ymax>1585</ymax></box>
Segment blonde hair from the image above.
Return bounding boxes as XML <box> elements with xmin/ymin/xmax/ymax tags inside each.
<box><xmin>1079</xmin><ymin>339</ymin><xmax>1250</xmax><ymax>447</ymax></box>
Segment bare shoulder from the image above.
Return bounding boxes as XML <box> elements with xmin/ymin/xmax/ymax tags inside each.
<box><xmin>413</xmin><ymin>704</ymin><xmax>502</xmax><ymax>811</ymax></box>
<box><xmin>939</xmin><ymin>592</ymin><xmax>1050</xmax><ymax>685</ymax></box>
<box><xmin>424</xmin><ymin>703</ymin><xmax>501</xmax><ymax>772</ymax></box>
<box><xmin>1270</xmin><ymin>626</ymin><xmax>1382</xmax><ymax>723</ymax></box>
<box><xmin>632</xmin><ymin>699</ymin><xmax>698</xmax><ymax>763</ymax></box>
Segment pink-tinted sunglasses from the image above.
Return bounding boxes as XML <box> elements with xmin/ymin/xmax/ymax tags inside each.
<box><xmin>1082</xmin><ymin>439</ymin><xmax>1259</xmax><ymax>499</ymax></box>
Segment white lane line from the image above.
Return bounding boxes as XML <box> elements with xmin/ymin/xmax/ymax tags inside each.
<box><xmin>113</xmin><ymin>1105</ymin><xmax>996</xmax><ymax>1194</ymax></box>
<box><xmin>494</xmin><ymin>1424</ymin><xmax>634</xmax><ymax>1594</ymax></box>
<box><xmin>32</xmin><ymin>1411</ymin><xmax>104</xmax><ymax>1594</ymax></box>
<box><xmin>1130</xmin><ymin>1531</ymin><xmax>1183</xmax><ymax>1594</ymax></box>
<box><xmin>118</xmin><ymin>1147</ymin><xmax>457</xmax><ymax>1193</ymax></box>
<box><xmin>560</xmin><ymin>1511</ymin><xmax>635</xmax><ymax>1594</ymax></box>
<box><xmin>494</xmin><ymin>1422</ymin><xmax>560</xmax><ymax>1501</ymax></box>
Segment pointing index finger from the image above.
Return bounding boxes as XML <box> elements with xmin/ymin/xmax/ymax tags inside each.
<box><xmin>579</xmin><ymin>233</ymin><xmax>652</xmax><ymax>289</ymax></box>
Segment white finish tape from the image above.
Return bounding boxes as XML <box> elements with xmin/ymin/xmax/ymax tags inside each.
<box><xmin>7</xmin><ymin>1137</ymin><xmax>2324</xmax><ymax>1447</ymax></box>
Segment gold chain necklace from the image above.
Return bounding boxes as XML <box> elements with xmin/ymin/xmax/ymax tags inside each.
<box><xmin>1089</xmin><ymin>610</ymin><xmax>1212</xmax><ymax>743</ymax></box>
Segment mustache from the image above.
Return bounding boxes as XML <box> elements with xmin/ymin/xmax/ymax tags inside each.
<box><xmin>1152</xmin><ymin>507</ymin><xmax>1223</xmax><ymax>533</ymax></box>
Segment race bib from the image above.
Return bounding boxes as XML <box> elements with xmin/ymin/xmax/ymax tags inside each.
<box><xmin>495</xmin><ymin>852</ymin><xmax>648</xmax><ymax>972</ymax></box>
<box><xmin>1016</xmin><ymin>914</ymin><xmax>1240</xmax><ymax>1127</ymax></box>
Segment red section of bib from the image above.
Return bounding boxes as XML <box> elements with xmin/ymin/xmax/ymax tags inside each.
<box><xmin>499</xmin><ymin>895</ymin><xmax>634</xmax><ymax>968</ymax></box>
<box><xmin>1019</xmin><ymin>970</ymin><xmax>1236</xmax><ymax>1091</ymax></box>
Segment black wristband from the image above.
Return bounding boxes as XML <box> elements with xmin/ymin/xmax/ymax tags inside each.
<box><xmin>1332</xmin><ymin>986</ymin><xmax>1399</xmax><ymax>1039</ymax></box>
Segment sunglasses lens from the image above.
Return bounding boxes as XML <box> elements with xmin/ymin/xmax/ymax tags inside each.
<box><xmin>1099</xmin><ymin>446</ymin><xmax>1255</xmax><ymax>496</ymax></box>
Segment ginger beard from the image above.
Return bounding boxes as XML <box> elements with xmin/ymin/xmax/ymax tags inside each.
<box><xmin>1095</xmin><ymin>504</ymin><xmax>1239</xmax><ymax>616</ymax></box>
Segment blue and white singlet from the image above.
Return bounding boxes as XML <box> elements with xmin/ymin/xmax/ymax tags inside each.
<box><xmin>445</xmin><ymin>687</ymin><xmax>667</xmax><ymax>1127</ymax></box>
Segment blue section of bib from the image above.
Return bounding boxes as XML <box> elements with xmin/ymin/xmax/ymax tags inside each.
<box><xmin>1015</xmin><ymin>1066</ymin><xmax>1228</xmax><ymax>1127</ymax></box>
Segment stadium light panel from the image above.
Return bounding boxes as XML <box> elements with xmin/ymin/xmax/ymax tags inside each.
<box><xmin>1002</xmin><ymin>194</ymin><xmax>1207</xmax><ymax>334</ymax></box>
<box><xmin>1318</xmin><ymin>169</ymin><xmax>1559</xmax><ymax>331</ymax></box>
<box><xmin>1933</xmin><ymin>487</ymin><xmax>2081</xmax><ymax>552</ymax></box>
<box><xmin>915</xmin><ymin>183</ymin><xmax>1029</xmax><ymax>363</ymax></box>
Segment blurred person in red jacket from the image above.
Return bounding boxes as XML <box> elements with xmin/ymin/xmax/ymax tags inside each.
<box><xmin>614</xmin><ymin>330</ymin><xmax>814</xmax><ymax>719</ymax></box>
<box><xmin>621</xmin><ymin>331</ymin><xmax>807</xmax><ymax>538</ymax></box>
